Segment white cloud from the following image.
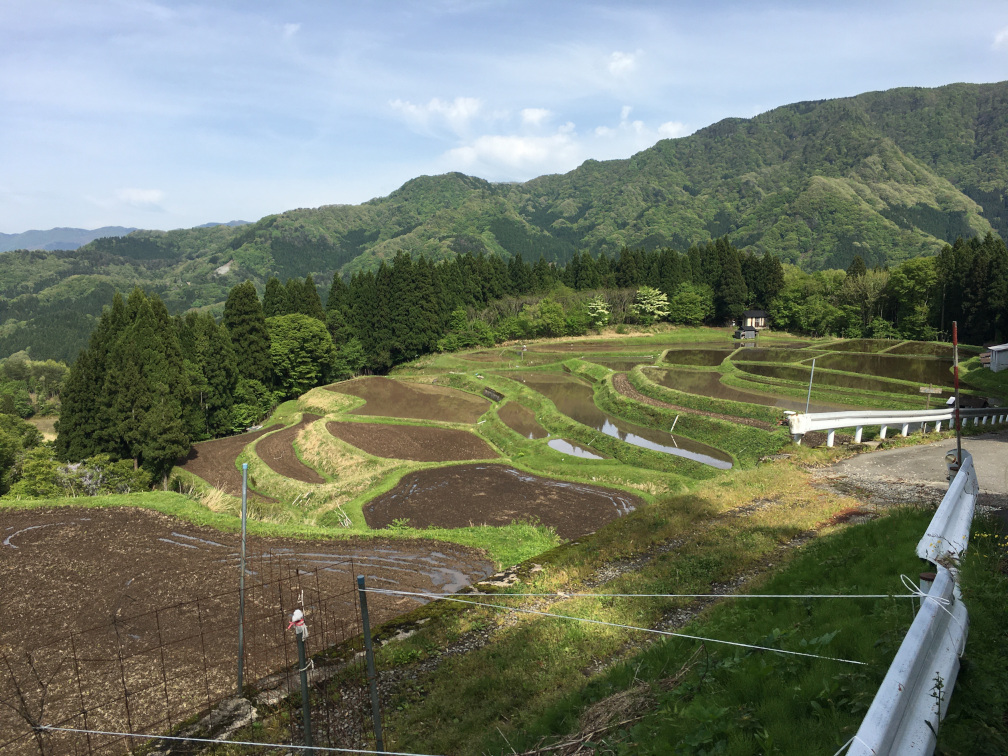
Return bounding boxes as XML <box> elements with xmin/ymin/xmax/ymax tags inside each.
<box><xmin>658</xmin><ymin>121</ymin><xmax>690</xmax><ymax>139</ymax></box>
<box><xmin>389</xmin><ymin>96</ymin><xmax>484</xmax><ymax>136</ymax></box>
<box><xmin>608</xmin><ymin>50</ymin><xmax>638</xmax><ymax>76</ymax></box>
<box><xmin>283</xmin><ymin>23</ymin><xmax>301</xmax><ymax>39</ymax></box>
<box><xmin>445</xmin><ymin>126</ymin><xmax>580</xmax><ymax>175</ymax></box>
<box><xmin>521</xmin><ymin>108</ymin><xmax>552</xmax><ymax>127</ymax></box>
<box><xmin>116</xmin><ymin>188</ymin><xmax>166</xmax><ymax>210</ymax></box>
<box><xmin>620</xmin><ymin>105</ymin><xmax>633</xmax><ymax>121</ymax></box>
<box><xmin>995</xmin><ymin>26</ymin><xmax>1008</xmax><ymax>47</ymax></box>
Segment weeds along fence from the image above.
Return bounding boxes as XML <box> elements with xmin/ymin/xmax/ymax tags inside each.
<box><xmin>0</xmin><ymin>551</ymin><xmax>378</xmax><ymax>756</ymax></box>
<box><xmin>845</xmin><ymin>450</ymin><xmax>979</xmax><ymax>755</ymax></box>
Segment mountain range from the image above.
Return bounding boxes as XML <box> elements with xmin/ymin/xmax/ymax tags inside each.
<box><xmin>2</xmin><ymin>80</ymin><xmax>1006</xmax><ymax>362</ymax></box>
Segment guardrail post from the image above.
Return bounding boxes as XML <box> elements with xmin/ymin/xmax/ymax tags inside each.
<box><xmin>879</xmin><ymin>425</ymin><xmax>888</xmax><ymax>439</ymax></box>
<box><xmin>826</xmin><ymin>429</ymin><xmax>835</xmax><ymax>447</ymax></box>
<box><xmin>900</xmin><ymin>423</ymin><xmax>909</xmax><ymax>437</ymax></box>
<box><xmin>854</xmin><ymin>426</ymin><xmax>863</xmax><ymax>443</ymax></box>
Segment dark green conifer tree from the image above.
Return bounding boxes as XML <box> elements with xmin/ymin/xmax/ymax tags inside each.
<box><xmin>223</xmin><ymin>280</ymin><xmax>272</xmax><ymax>385</ymax></box>
<box><xmin>262</xmin><ymin>276</ymin><xmax>290</xmax><ymax>317</ymax></box>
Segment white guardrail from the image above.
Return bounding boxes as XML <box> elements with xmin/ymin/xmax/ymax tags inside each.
<box><xmin>786</xmin><ymin>406</ymin><xmax>1007</xmax><ymax>447</ymax></box>
<box><xmin>846</xmin><ymin>451</ymin><xmax>979</xmax><ymax>756</ymax></box>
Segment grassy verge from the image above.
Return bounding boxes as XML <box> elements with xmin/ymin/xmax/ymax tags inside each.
<box><xmin>379</xmin><ymin>458</ymin><xmax>875</xmax><ymax>754</ymax></box>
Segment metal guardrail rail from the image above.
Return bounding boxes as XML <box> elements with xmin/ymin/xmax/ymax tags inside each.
<box><xmin>846</xmin><ymin>452</ymin><xmax>977</xmax><ymax>756</ymax></box>
<box><xmin>786</xmin><ymin>406</ymin><xmax>1007</xmax><ymax>446</ymax></box>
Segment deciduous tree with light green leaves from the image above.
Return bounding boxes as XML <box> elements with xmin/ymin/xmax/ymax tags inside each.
<box><xmin>629</xmin><ymin>285</ymin><xmax>670</xmax><ymax>325</ymax></box>
<box><xmin>267</xmin><ymin>313</ymin><xmax>337</xmax><ymax>399</ymax></box>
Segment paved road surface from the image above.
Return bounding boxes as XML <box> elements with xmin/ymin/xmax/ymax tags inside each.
<box><xmin>828</xmin><ymin>429</ymin><xmax>1008</xmax><ymax>496</ymax></box>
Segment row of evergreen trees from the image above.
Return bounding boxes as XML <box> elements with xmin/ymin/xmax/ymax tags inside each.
<box><xmin>51</xmin><ymin>233</ymin><xmax>1006</xmax><ymax>489</ymax></box>
<box><xmin>52</xmin><ymin>237</ymin><xmax>782</xmax><ymax>481</ymax></box>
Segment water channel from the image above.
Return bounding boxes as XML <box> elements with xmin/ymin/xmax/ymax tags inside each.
<box><xmin>503</xmin><ymin>371</ymin><xmax>733</xmax><ymax>469</ymax></box>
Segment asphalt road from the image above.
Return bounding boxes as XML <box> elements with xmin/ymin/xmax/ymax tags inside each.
<box><xmin>830</xmin><ymin>429</ymin><xmax>1008</xmax><ymax>495</ymax></box>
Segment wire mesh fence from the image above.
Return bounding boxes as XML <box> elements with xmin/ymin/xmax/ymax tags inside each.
<box><xmin>0</xmin><ymin>550</ymin><xmax>379</xmax><ymax>755</ymax></box>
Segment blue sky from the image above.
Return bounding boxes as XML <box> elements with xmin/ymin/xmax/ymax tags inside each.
<box><xmin>2</xmin><ymin>0</ymin><xmax>1007</xmax><ymax>233</ymax></box>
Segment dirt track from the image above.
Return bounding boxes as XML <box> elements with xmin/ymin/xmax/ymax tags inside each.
<box><xmin>327</xmin><ymin>421</ymin><xmax>497</xmax><ymax>461</ymax></box>
<box><xmin>364</xmin><ymin>463</ymin><xmax>641</xmax><ymax>539</ymax></box>
<box><xmin>257</xmin><ymin>414</ymin><xmax>325</xmax><ymax>483</ymax></box>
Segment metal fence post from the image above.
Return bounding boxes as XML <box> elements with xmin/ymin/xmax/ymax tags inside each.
<box><xmin>357</xmin><ymin>575</ymin><xmax>385</xmax><ymax>752</ymax></box>
<box><xmin>238</xmin><ymin>462</ymin><xmax>248</xmax><ymax>694</ymax></box>
<box><xmin>289</xmin><ymin>609</ymin><xmax>312</xmax><ymax>752</ymax></box>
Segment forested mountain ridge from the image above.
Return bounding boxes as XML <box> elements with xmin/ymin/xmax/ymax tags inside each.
<box><xmin>2</xmin><ymin>81</ymin><xmax>1007</xmax><ymax>361</ymax></box>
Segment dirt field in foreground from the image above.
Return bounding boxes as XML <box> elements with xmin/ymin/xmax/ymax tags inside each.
<box><xmin>364</xmin><ymin>463</ymin><xmax>641</xmax><ymax>539</ymax></box>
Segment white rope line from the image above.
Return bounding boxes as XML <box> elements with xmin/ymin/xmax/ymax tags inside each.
<box><xmin>370</xmin><ymin>588</ymin><xmax>866</xmax><ymax>666</ymax></box>
<box><xmin>832</xmin><ymin>733</ymin><xmax>874</xmax><ymax>755</ymax></box>
<box><xmin>366</xmin><ymin>588</ymin><xmax>919</xmax><ymax>601</ymax></box>
<box><xmin>36</xmin><ymin>725</ymin><xmax>440</xmax><ymax>756</ymax></box>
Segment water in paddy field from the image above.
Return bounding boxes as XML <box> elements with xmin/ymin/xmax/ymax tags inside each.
<box><xmin>663</xmin><ymin>347</ymin><xmax>736</xmax><ymax>366</ymax></box>
<box><xmin>807</xmin><ymin>352</ymin><xmax>955</xmax><ymax>387</ymax></box>
<box><xmin>647</xmin><ymin>367</ymin><xmax>854</xmax><ymax>413</ymax></box>
<box><xmin>506</xmin><ymin>371</ymin><xmax>733</xmax><ymax>469</ymax></box>
<box><xmin>547</xmin><ymin>438</ymin><xmax>604</xmax><ymax>459</ymax></box>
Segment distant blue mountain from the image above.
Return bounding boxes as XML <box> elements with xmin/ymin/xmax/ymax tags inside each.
<box><xmin>0</xmin><ymin>226</ymin><xmax>137</xmax><ymax>252</ymax></box>
<box><xmin>195</xmin><ymin>220</ymin><xmax>251</xmax><ymax>229</ymax></box>
<box><xmin>0</xmin><ymin>221</ymin><xmax>250</xmax><ymax>252</ymax></box>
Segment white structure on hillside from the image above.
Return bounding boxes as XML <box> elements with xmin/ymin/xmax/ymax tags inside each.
<box><xmin>984</xmin><ymin>343</ymin><xmax>1008</xmax><ymax>373</ymax></box>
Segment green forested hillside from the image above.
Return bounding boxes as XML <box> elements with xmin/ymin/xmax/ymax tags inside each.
<box><xmin>2</xmin><ymin>81</ymin><xmax>1007</xmax><ymax>360</ymax></box>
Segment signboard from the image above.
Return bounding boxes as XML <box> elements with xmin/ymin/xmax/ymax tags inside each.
<box><xmin>919</xmin><ymin>386</ymin><xmax>942</xmax><ymax>394</ymax></box>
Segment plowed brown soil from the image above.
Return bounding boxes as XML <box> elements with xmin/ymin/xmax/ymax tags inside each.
<box><xmin>177</xmin><ymin>427</ymin><xmax>273</xmax><ymax>499</ymax></box>
<box><xmin>256</xmin><ymin>413</ymin><xmax>325</xmax><ymax>483</ymax></box>
<box><xmin>364</xmin><ymin>463</ymin><xmax>641</xmax><ymax>539</ymax></box>
<box><xmin>327</xmin><ymin>421</ymin><xmax>497</xmax><ymax>462</ymax></box>
<box><xmin>0</xmin><ymin>507</ymin><xmax>493</xmax><ymax>752</ymax></box>
<box><xmin>327</xmin><ymin>376</ymin><xmax>489</xmax><ymax>423</ymax></box>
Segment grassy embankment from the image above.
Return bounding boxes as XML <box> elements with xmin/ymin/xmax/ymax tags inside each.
<box><xmin>376</xmin><ymin>457</ymin><xmax>1006</xmax><ymax>754</ymax></box>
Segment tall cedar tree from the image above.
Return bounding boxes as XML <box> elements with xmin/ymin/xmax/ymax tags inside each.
<box><xmin>102</xmin><ymin>289</ymin><xmax>190</xmax><ymax>479</ymax></box>
<box><xmin>223</xmin><ymin>280</ymin><xmax>272</xmax><ymax>385</ymax></box>
<box><xmin>262</xmin><ymin>276</ymin><xmax>289</xmax><ymax>317</ymax></box>
<box><xmin>56</xmin><ymin>293</ymin><xmax>127</xmax><ymax>461</ymax></box>
<box><xmin>178</xmin><ymin>311</ymin><xmax>239</xmax><ymax>439</ymax></box>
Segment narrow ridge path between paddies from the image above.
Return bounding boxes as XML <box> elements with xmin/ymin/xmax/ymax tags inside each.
<box><xmin>177</xmin><ymin>426</ymin><xmax>275</xmax><ymax>500</ymax></box>
<box><xmin>613</xmin><ymin>372</ymin><xmax>776</xmax><ymax>430</ymax></box>
<box><xmin>326</xmin><ymin>376</ymin><xmax>490</xmax><ymax>423</ymax></box>
<box><xmin>256</xmin><ymin>413</ymin><xmax>325</xmax><ymax>483</ymax></box>
<box><xmin>326</xmin><ymin>421</ymin><xmax>498</xmax><ymax>462</ymax></box>
<box><xmin>364</xmin><ymin>463</ymin><xmax>641</xmax><ymax>539</ymax></box>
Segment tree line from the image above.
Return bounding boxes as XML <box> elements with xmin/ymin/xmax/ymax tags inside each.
<box><xmin>41</xmin><ymin>232</ymin><xmax>1007</xmax><ymax>494</ymax></box>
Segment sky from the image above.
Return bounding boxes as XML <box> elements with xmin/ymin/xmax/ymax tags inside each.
<box><xmin>2</xmin><ymin>1</ymin><xmax>1008</xmax><ymax>234</ymax></box>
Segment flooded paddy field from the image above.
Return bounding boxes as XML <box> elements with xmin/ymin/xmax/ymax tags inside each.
<box><xmin>733</xmin><ymin>361</ymin><xmax>944</xmax><ymax>397</ymax></box>
<box><xmin>327</xmin><ymin>421</ymin><xmax>498</xmax><ymax>462</ymax></box>
<box><xmin>645</xmin><ymin>367</ymin><xmax>853</xmax><ymax>413</ymax></box>
<box><xmin>364</xmin><ymin>464</ymin><xmax>639</xmax><ymax>539</ymax></box>
<box><xmin>504</xmin><ymin>371</ymin><xmax>733</xmax><ymax>469</ymax></box>
<box><xmin>498</xmin><ymin>402</ymin><xmax>549</xmax><ymax>440</ymax></box>
<box><xmin>808</xmin><ymin>352</ymin><xmax>954</xmax><ymax>386</ymax></box>
<box><xmin>663</xmin><ymin>348</ymin><xmax>735</xmax><ymax>366</ymax></box>
<box><xmin>328</xmin><ymin>376</ymin><xmax>490</xmax><ymax>423</ymax></box>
